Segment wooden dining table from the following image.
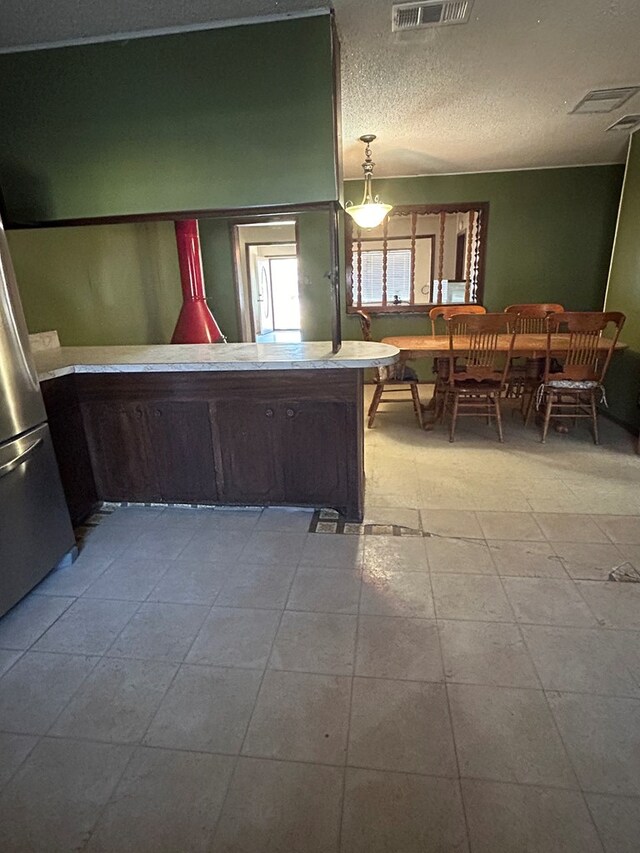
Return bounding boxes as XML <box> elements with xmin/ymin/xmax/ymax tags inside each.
<box><xmin>380</xmin><ymin>333</ymin><xmax>626</xmax><ymax>361</ymax></box>
<box><xmin>381</xmin><ymin>333</ymin><xmax>627</xmax><ymax>429</ymax></box>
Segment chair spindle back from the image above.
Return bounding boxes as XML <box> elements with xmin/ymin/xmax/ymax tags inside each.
<box><xmin>429</xmin><ymin>304</ymin><xmax>486</xmax><ymax>336</ymax></box>
<box><xmin>544</xmin><ymin>312</ymin><xmax>625</xmax><ymax>383</ymax></box>
<box><xmin>447</xmin><ymin>313</ymin><xmax>516</xmax><ymax>387</ymax></box>
<box><xmin>504</xmin><ymin>303</ymin><xmax>565</xmax><ymax>334</ymax></box>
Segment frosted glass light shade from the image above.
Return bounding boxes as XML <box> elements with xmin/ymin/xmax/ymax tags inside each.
<box><xmin>345</xmin><ymin>201</ymin><xmax>393</xmax><ymax>229</ymax></box>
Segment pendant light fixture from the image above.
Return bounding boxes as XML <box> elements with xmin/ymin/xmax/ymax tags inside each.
<box><xmin>344</xmin><ymin>134</ymin><xmax>393</xmax><ymax>229</ymax></box>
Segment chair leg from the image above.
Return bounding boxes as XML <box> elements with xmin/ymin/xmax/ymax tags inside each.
<box><xmin>436</xmin><ymin>383</ymin><xmax>447</xmax><ymax>423</ymax></box>
<box><xmin>523</xmin><ymin>388</ymin><xmax>536</xmax><ymax>427</ymax></box>
<box><xmin>367</xmin><ymin>384</ymin><xmax>384</xmax><ymax>429</ymax></box>
<box><xmin>590</xmin><ymin>392</ymin><xmax>600</xmax><ymax>445</ymax></box>
<box><xmin>410</xmin><ymin>382</ymin><xmax>424</xmax><ymax>429</ymax></box>
<box><xmin>449</xmin><ymin>393</ymin><xmax>459</xmax><ymax>443</ymax></box>
<box><xmin>541</xmin><ymin>391</ymin><xmax>553</xmax><ymax>443</ymax></box>
<box><xmin>493</xmin><ymin>394</ymin><xmax>504</xmax><ymax>443</ymax></box>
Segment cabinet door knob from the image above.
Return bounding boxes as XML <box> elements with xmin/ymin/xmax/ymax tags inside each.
<box><xmin>286</xmin><ymin>408</ymin><xmax>295</xmax><ymax>418</ymax></box>
<box><xmin>265</xmin><ymin>408</ymin><xmax>274</xmax><ymax>418</ymax></box>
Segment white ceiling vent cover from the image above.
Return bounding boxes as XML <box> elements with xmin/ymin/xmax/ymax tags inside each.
<box><xmin>392</xmin><ymin>0</ymin><xmax>474</xmax><ymax>32</ymax></box>
<box><xmin>607</xmin><ymin>115</ymin><xmax>640</xmax><ymax>132</ymax></box>
<box><xmin>571</xmin><ymin>87</ymin><xmax>640</xmax><ymax>114</ymax></box>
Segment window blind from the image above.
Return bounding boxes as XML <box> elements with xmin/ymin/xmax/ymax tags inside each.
<box><xmin>360</xmin><ymin>249</ymin><xmax>413</xmax><ymax>304</ymax></box>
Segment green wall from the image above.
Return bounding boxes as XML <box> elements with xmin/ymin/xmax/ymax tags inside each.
<box><xmin>604</xmin><ymin>133</ymin><xmax>640</xmax><ymax>431</ymax></box>
<box><xmin>7</xmin><ymin>165</ymin><xmax>624</xmax><ymax>349</ymax></box>
<box><xmin>7</xmin><ymin>223</ymin><xmax>181</xmax><ymax>345</ymax></box>
<box><xmin>341</xmin><ymin>165</ymin><xmax>624</xmax><ymax>344</ymax></box>
<box><xmin>0</xmin><ymin>15</ymin><xmax>338</xmax><ymax>222</ymax></box>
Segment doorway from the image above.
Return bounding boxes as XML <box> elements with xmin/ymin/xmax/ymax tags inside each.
<box><xmin>232</xmin><ymin>221</ymin><xmax>301</xmax><ymax>343</ymax></box>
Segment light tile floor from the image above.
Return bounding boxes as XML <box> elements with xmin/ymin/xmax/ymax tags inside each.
<box><xmin>0</xmin><ymin>387</ymin><xmax>639</xmax><ymax>851</ymax></box>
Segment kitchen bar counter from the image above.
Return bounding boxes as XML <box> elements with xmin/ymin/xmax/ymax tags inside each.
<box><xmin>34</xmin><ymin>341</ymin><xmax>399</xmax><ymax>381</ymax></box>
<box><xmin>37</xmin><ymin>340</ymin><xmax>398</xmax><ymax>524</ymax></box>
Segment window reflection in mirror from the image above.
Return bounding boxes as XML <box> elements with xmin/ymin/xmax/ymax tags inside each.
<box><xmin>346</xmin><ymin>203</ymin><xmax>488</xmax><ymax>314</ymax></box>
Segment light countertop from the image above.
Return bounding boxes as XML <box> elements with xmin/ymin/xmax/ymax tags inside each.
<box><xmin>33</xmin><ymin>341</ymin><xmax>400</xmax><ymax>381</ymax></box>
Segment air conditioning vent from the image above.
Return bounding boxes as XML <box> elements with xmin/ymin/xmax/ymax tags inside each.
<box><xmin>392</xmin><ymin>0</ymin><xmax>474</xmax><ymax>32</ymax></box>
<box><xmin>571</xmin><ymin>87</ymin><xmax>640</xmax><ymax>114</ymax></box>
<box><xmin>607</xmin><ymin>114</ymin><xmax>640</xmax><ymax>132</ymax></box>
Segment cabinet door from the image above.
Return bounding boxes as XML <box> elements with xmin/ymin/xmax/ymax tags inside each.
<box><xmin>48</xmin><ymin>406</ymin><xmax>98</xmax><ymax>525</ymax></box>
<box><xmin>82</xmin><ymin>401</ymin><xmax>159</xmax><ymax>502</ymax></box>
<box><xmin>281</xmin><ymin>400</ymin><xmax>349</xmax><ymax>508</ymax></box>
<box><xmin>212</xmin><ymin>399</ymin><xmax>285</xmax><ymax>504</ymax></box>
<box><xmin>146</xmin><ymin>401</ymin><xmax>217</xmax><ymax>503</ymax></box>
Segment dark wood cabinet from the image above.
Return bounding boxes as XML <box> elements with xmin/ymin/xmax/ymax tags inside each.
<box><xmin>42</xmin><ymin>370</ymin><xmax>364</xmax><ymax>521</ymax></box>
<box><xmin>82</xmin><ymin>401</ymin><xmax>160</xmax><ymax>502</ymax></box>
<box><xmin>281</xmin><ymin>400</ymin><xmax>349</xmax><ymax>508</ymax></box>
<box><xmin>41</xmin><ymin>376</ymin><xmax>99</xmax><ymax>525</ymax></box>
<box><xmin>213</xmin><ymin>399</ymin><xmax>284</xmax><ymax>505</ymax></box>
<box><xmin>147</xmin><ymin>401</ymin><xmax>217</xmax><ymax>503</ymax></box>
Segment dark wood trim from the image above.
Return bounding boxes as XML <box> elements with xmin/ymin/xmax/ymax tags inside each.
<box><xmin>357</xmin><ymin>233</ymin><xmax>436</xmax><ymax>242</ymax></box>
<box><xmin>345</xmin><ymin>201</ymin><xmax>489</xmax><ymax>314</ymax></box>
<box><xmin>330</xmin><ymin>10</ymin><xmax>343</xmax><ymax>205</ymax></box>
<box><xmin>4</xmin><ymin>201</ymin><xmax>336</xmax><ymax>230</ymax></box>
<box><xmin>229</xmin><ymin>222</ymin><xmax>300</xmax><ymax>343</ymax></box>
<box><xmin>330</xmin><ymin>200</ymin><xmax>342</xmax><ymax>352</ymax></box>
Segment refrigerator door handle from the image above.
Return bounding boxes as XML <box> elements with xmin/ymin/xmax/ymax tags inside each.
<box><xmin>0</xmin><ymin>437</ymin><xmax>43</xmax><ymax>479</ymax></box>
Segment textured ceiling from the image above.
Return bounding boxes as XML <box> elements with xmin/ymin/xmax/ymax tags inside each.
<box><xmin>1</xmin><ymin>0</ymin><xmax>639</xmax><ymax>178</ymax></box>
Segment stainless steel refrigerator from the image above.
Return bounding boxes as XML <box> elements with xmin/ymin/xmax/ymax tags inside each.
<box><xmin>0</xmin><ymin>214</ymin><xmax>75</xmax><ymax>618</ymax></box>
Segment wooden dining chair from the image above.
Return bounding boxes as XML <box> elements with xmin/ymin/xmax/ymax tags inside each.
<box><xmin>429</xmin><ymin>304</ymin><xmax>487</xmax><ymax>335</ymax></box>
<box><xmin>538</xmin><ymin>311</ymin><xmax>625</xmax><ymax>444</ymax></box>
<box><xmin>503</xmin><ymin>303</ymin><xmax>565</xmax><ymax>419</ymax></box>
<box><xmin>355</xmin><ymin>310</ymin><xmax>423</xmax><ymax>429</ymax></box>
<box><xmin>443</xmin><ymin>313</ymin><xmax>516</xmax><ymax>442</ymax></box>
<box><xmin>504</xmin><ymin>303</ymin><xmax>565</xmax><ymax>330</ymax></box>
<box><xmin>429</xmin><ymin>305</ymin><xmax>487</xmax><ymax>419</ymax></box>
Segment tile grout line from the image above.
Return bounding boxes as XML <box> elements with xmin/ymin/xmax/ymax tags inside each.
<box><xmin>337</xmin><ymin>548</ymin><xmax>366</xmax><ymax>852</ymax></box>
<box><xmin>78</xmin><ymin>578</ymin><xmax>225</xmax><ymax>851</ymax></box>
<box><xmin>428</xmin><ymin>552</ymin><xmax>474</xmax><ymax>853</ymax></box>
<box><xmin>206</xmin><ymin>545</ymin><xmax>305</xmax><ymax>851</ymax></box>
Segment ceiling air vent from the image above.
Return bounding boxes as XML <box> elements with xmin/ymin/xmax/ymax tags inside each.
<box><xmin>392</xmin><ymin>0</ymin><xmax>474</xmax><ymax>32</ymax></box>
<box><xmin>607</xmin><ymin>114</ymin><xmax>640</xmax><ymax>132</ymax></box>
<box><xmin>571</xmin><ymin>87</ymin><xmax>640</xmax><ymax>114</ymax></box>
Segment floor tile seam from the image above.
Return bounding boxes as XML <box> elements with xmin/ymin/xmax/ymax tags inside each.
<box><xmin>4</xmin><ymin>595</ymin><xmax>79</xmax><ymax>655</ymax></box>
<box><xmin>284</xmin><ymin>604</ymin><xmax>361</xmax><ymax>616</ymax></box>
<box><xmin>32</xmin><ymin>651</ymin><xmax>104</xmax><ymax>742</ymax></box>
<box><xmin>133</xmin><ymin>594</ymin><xmax>223</xmax><ymax>753</ymax></box>
<box><xmin>492</xmin><ymin>571</ymin><xmax>544</xmax><ymax>693</ymax></box>
<box><xmin>432</xmin><ymin>612</ymin><xmax>611</xmax><ymax>630</ymax></box>
<box><xmin>48</xmin><ymin>552</ymin><xmax>117</xmax><ymax>597</ymax></box>
<box><xmin>344</xmin><ymin>573</ymin><xmax>366</xmax><ymax>774</ymax></box>
<box><xmin>236</xmin><ymin>570</ymin><xmax>302</xmax><ymax>758</ymax></box>
<box><xmin>581</xmin><ymin>789</ymin><xmax>640</xmax><ymax>801</ymax></box>
<box><xmin>474</xmin><ymin>568</ymin><xmax>589</xmax><ymax>793</ymax></box>
<box><xmin>24</xmin><ymin>727</ymin><xmax>617</xmax><ymax>794</ymax></box>
<box><xmin>98</xmin><ymin>596</ymin><xmax>155</xmax><ymax>662</ymax></box>
<box><xmin>76</xmin><ymin>739</ymin><xmax>140</xmax><ymax>852</ymax></box>
<box><xmin>209</xmin><ymin>569</ymin><xmax>301</xmax><ymax>851</ymax></box>
<box><xmin>0</xmin><ymin>731</ymin><xmax>43</xmax><ymax>796</ymax></box>
<box><xmin>570</xmin><ymin>574</ymin><xmax>619</xmax><ymax>629</ymax></box>
<box><xmin>534</xmin><ymin>658</ymin><xmax>596</xmax><ymax>799</ymax></box>
<box><xmin>427</xmin><ymin>565</ymin><xmax>473</xmax><ymax>851</ymax></box>
<box><xmin>579</xmin><ymin>787</ymin><xmax>610</xmax><ymax>853</ymax></box>
<box><xmin>80</xmin><ymin>559</ymin><xmax>176</xmax><ymax>603</ymax></box>
<box><xmin>102</xmin><ymin>605</ymin><xmax>214</xmax><ymax>665</ymax></box>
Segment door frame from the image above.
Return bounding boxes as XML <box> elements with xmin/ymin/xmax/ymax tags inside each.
<box><xmin>230</xmin><ymin>218</ymin><xmax>300</xmax><ymax>342</ymax></box>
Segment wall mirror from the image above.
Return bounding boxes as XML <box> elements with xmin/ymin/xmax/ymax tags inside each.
<box><xmin>346</xmin><ymin>202</ymin><xmax>489</xmax><ymax>314</ymax></box>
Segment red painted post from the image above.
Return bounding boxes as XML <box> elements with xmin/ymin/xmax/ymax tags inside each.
<box><xmin>171</xmin><ymin>220</ymin><xmax>225</xmax><ymax>344</ymax></box>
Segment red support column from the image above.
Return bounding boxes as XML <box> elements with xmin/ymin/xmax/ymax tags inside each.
<box><xmin>171</xmin><ymin>220</ymin><xmax>225</xmax><ymax>344</ymax></box>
